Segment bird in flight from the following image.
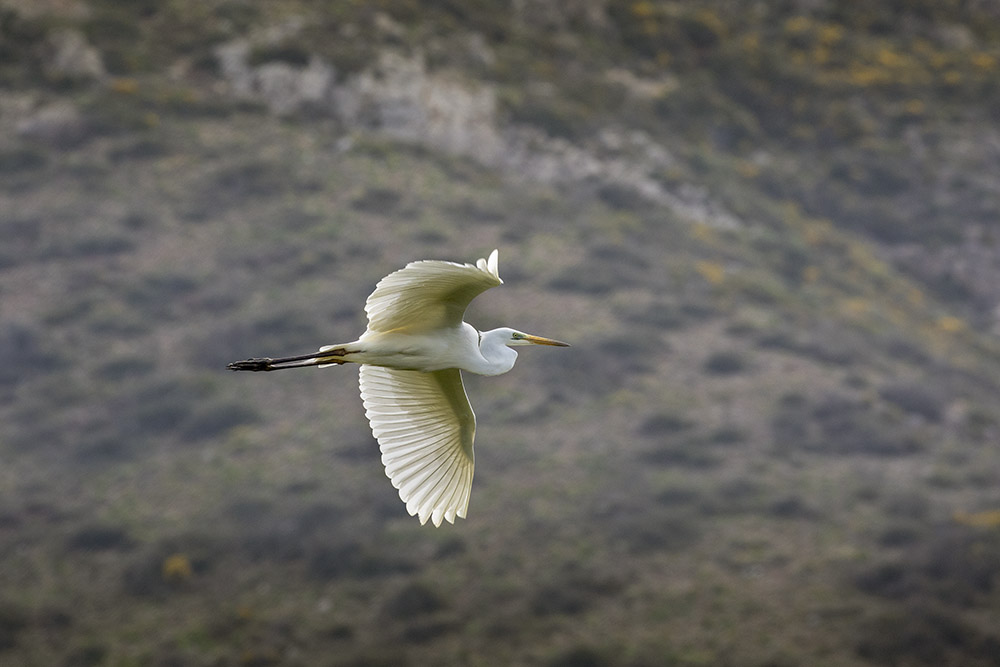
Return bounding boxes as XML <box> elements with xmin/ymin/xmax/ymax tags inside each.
<box><xmin>228</xmin><ymin>250</ymin><xmax>569</xmax><ymax>526</ymax></box>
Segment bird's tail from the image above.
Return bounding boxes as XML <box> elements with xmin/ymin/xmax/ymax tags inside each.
<box><xmin>227</xmin><ymin>344</ymin><xmax>355</xmax><ymax>372</ymax></box>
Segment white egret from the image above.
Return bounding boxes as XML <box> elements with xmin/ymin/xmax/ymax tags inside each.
<box><xmin>228</xmin><ymin>249</ymin><xmax>569</xmax><ymax>526</ymax></box>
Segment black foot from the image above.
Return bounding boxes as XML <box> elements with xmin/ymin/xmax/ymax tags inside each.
<box><xmin>227</xmin><ymin>358</ymin><xmax>273</xmax><ymax>372</ymax></box>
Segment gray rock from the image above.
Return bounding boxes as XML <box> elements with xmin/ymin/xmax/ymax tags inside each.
<box><xmin>334</xmin><ymin>52</ymin><xmax>502</xmax><ymax>161</ymax></box>
<box><xmin>214</xmin><ymin>39</ymin><xmax>334</xmax><ymax>115</ymax></box>
<box><xmin>254</xmin><ymin>58</ymin><xmax>334</xmax><ymax>116</ymax></box>
<box><xmin>16</xmin><ymin>102</ymin><xmax>89</xmax><ymax>148</ymax></box>
<box><xmin>46</xmin><ymin>29</ymin><xmax>105</xmax><ymax>80</ymax></box>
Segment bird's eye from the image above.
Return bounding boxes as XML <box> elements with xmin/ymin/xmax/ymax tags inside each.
<box><xmin>511</xmin><ymin>332</ymin><xmax>524</xmax><ymax>339</ymax></box>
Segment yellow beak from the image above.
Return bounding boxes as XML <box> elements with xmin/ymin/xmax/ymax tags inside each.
<box><xmin>524</xmin><ymin>334</ymin><xmax>570</xmax><ymax>347</ymax></box>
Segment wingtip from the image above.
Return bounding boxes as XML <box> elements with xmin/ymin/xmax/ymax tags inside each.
<box><xmin>410</xmin><ymin>503</ymin><xmax>460</xmax><ymax>527</ymax></box>
<box><xmin>488</xmin><ymin>248</ymin><xmax>499</xmax><ymax>276</ymax></box>
<box><xmin>413</xmin><ymin>506</ymin><xmax>429</xmax><ymax>525</ymax></box>
<box><xmin>478</xmin><ymin>248</ymin><xmax>500</xmax><ymax>282</ymax></box>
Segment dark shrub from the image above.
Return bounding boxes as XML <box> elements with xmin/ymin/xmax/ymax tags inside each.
<box><xmin>0</xmin><ymin>322</ymin><xmax>61</xmax><ymax>387</ymax></box>
<box><xmin>854</xmin><ymin>528</ymin><xmax>1000</xmax><ymax>607</ymax></box>
<box><xmin>878</xmin><ymin>523</ymin><xmax>922</xmax><ymax>547</ymax></box>
<box><xmin>800</xmin><ymin>393</ymin><xmax>926</xmax><ymax>456</ymax></box>
<box><xmin>703</xmin><ymin>350</ymin><xmax>748</xmax><ymax>375</ymax></box>
<box><xmin>63</xmin><ymin>643</ymin><xmax>107</xmax><ymax>667</ymax></box>
<box><xmin>708</xmin><ymin>425</ymin><xmax>746</xmax><ymax>444</ymax></box>
<box><xmin>66</xmin><ymin>524</ymin><xmax>134</xmax><ymax>552</ymax></box>
<box><xmin>180</xmin><ymin>401</ymin><xmax>260</xmax><ymax>440</ymax></box>
<box><xmin>768</xmin><ymin>495</ymin><xmax>819</xmax><ymax>519</ymax></box>
<box><xmin>855</xmin><ymin>561</ymin><xmax>914</xmax><ymax>599</ymax></box>
<box><xmin>612</xmin><ymin>512</ymin><xmax>701</xmax><ymax>554</ymax></box>
<box><xmin>530</xmin><ymin>568</ymin><xmax>623</xmax><ymax>616</ymax></box>
<box><xmin>638</xmin><ymin>437</ymin><xmax>718</xmax><ymax>468</ymax></box>
<box><xmin>0</xmin><ymin>603</ymin><xmax>28</xmax><ymax>650</ymax></box>
<box><xmin>879</xmin><ymin>382</ymin><xmax>946</xmax><ymax>422</ymax></box>
<box><xmin>306</xmin><ymin>540</ymin><xmax>416</xmax><ymax>580</ymax></box>
<box><xmin>383</xmin><ymin>583</ymin><xmax>447</xmax><ymax>619</ymax></box>
<box><xmin>400</xmin><ymin>619</ymin><xmax>457</xmax><ymax>644</ymax></box>
<box><xmin>306</xmin><ymin>541</ymin><xmax>364</xmax><ymax>580</ymax></box>
<box><xmin>351</xmin><ymin>187</ymin><xmax>403</xmax><ymax>214</ymax></box>
<box><xmin>856</xmin><ymin>606</ymin><xmax>1000</xmax><ymax>666</ymax></box>
<box><xmin>548</xmin><ymin>263</ymin><xmax>622</xmax><ymax>295</ymax></box>
<box><xmin>638</xmin><ymin>413</ymin><xmax>694</xmax><ymax>437</ymax></box>
<box><xmin>597</xmin><ymin>183</ymin><xmax>645</xmax><ymax>211</ymax></box>
<box><xmin>546</xmin><ymin>646</ymin><xmax>613</xmax><ymax>667</ymax></box>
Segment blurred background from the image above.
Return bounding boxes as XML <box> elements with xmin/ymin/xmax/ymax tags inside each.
<box><xmin>2</xmin><ymin>1</ymin><xmax>1000</xmax><ymax>665</ymax></box>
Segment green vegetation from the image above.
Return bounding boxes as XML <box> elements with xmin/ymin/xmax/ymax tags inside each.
<box><xmin>2</xmin><ymin>1</ymin><xmax>1000</xmax><ymax>665</ymax></box>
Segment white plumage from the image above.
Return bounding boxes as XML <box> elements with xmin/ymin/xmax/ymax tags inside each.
<box><xmin>228</xmin><ymin>249</ymin><xmax>568</xmax><ymax>526</ymax></box>
<box><xmin>364</xmin><ymin>250</ymin><xmax>501</xmax><ymax>334</ymax></box>
<box><xmin>360</xmin><ymin>366</ymin><xmax>475</xmax><ymax>526</ymax></box>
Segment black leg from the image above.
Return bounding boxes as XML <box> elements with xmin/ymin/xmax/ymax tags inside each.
<box><xmin>227</xmin><ymin>348</ymin><xmax>350</xmax><ymax>371</ymax></box>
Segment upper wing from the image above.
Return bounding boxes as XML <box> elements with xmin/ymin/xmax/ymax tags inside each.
<box><xmin>364</xmin><ymin>249</ymin><xmax>502</xmax><ymax>334</ymax></box>
<box><xmin>358</xmin><ymin>365</ymin><xmax>476</xmax><ymax>527</ymax></box>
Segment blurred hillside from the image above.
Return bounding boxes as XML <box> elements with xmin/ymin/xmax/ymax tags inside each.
<box><xmin>2</xmin><ymin>1</ymin><xmax>1000</xmax><ymax>665</ymax></box>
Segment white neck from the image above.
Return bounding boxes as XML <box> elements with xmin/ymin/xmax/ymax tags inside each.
<box><xmin>471</xmin><ymin>328</ymin><xmax>518</xmax><ymax>376</ymax></box>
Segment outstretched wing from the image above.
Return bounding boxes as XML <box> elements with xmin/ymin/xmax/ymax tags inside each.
<box><xmin>365</xmin><ymin>249</ymin><xmax>501</xmax><ymax>334</ymax></box>
<box><xmin>358</xmin><ymin>365</ymin><xmax>476</xmax><ymax>527</ymax></box>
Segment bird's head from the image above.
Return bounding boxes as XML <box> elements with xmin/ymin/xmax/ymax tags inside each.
<box><xmin>502</xmin><ymin>328</ymin><xmax>570</xmax><ymax>348</ymax></box>
<box><xmin>475</xmin><ymin>327</ymin><xmax>569</xmax><ymax>376</ymax></box>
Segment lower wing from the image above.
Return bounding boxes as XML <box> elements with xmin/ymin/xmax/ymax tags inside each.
<box><xmin>358</xmin><ymin>365</ymin><xmax>476</xmax><ymax>526</ymax></box>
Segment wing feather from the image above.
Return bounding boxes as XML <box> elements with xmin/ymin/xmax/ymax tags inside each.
<box><xmin>358</xmin><ymin>365</ymin><xmax>476</xmax><ymax>526</ymax></box>
<box><xmin>365</xmin><ymin>249</ymin><xmax>502</xmax><ymax>334</ymax></box>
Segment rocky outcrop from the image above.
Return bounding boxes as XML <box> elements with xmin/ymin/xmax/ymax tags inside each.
<box><xmin>45</xmin><ymin>28</ymin><xmax>105</xmax><ymax>81</ymax></box>
<box><xmin>334</xmin><ymin>51</ymin><xmax>503</xmax><ymax>163</ymax></box>
<box><xmin>214</xmin><ymin>38</ymin><xmax>335</xmax><ymax>117</ymax></box>
<box><xmin>15</xmin><ymin>102</ymin><xmax>89</xmax><ymax>148</ymax></box>
<box><xmin>213</xmin><ymin>30</ymin><xmax>741</xmax><ymax>229</ymax></box>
